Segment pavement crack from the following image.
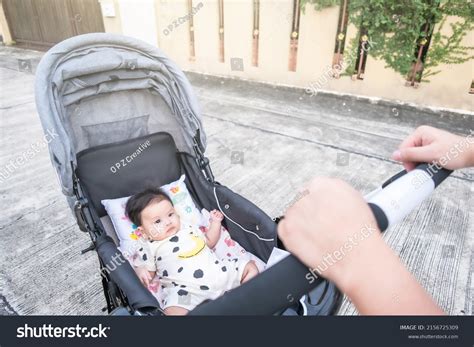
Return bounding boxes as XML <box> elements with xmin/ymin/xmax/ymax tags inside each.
<box><xmin>0</xmin><ymin>294</ymin><xmax>18</xmax><ymax>315</ymax></box>
<box><xmin>0</xmin><ymin>100</ymin><xmax>35</xmax><ymax>110</ymax></box>
<box><xmin>0</xmin><ymin>199</ymin><xmax>59</xmax><ymax>230</ymax></box>
<box><xmin>199</xmin><ymin>94</ymin><xmax>410</xmax><ymax>141</ymax></box>
<box><xmin>203</xmin><ymin>113</ymin><xmax>473</xmax><ymax>183</ymax></box>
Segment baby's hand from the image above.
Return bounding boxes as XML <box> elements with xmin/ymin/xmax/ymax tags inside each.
<box><xmin>134</xmin><ymin>266</ymin><xmax>152</xmax><ymax>287</ymax></box>
<box><xmin>209</xmin><ymin>209</ymin><xmax>224</xmax><ymax>224</ymax></box>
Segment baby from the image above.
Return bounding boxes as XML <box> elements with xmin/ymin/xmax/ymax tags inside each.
<box><xmin>125</xmin><ymin>187</ymin><xmax>259</xmax><ymax>315</ymax></box>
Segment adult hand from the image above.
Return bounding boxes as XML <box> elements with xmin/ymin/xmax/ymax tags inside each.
<box><xmin>392</xmin><ymin>126</ymin><xmax>474</xmax><ymax>171</ymax></box>
<box><xmin>278</xmin><ymin>177</ymin><xmax>444</xmax><ymax>315</ymax></box>
<box><xmin>277</xmin><ymin>177</ymin><xmax>383</xmax><ymax>289</ymax></box>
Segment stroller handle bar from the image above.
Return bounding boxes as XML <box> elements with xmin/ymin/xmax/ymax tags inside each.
<box><xmin>367</xmin><ymin>163</ymin><xmax>452</xmax><ymax>232</ymax></box>
<box><xmin>189</xmin><ymin>164</ymin><xmax>452</xmax><ymax>315</ymax></box>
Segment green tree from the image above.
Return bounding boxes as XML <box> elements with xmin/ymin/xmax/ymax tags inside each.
<box><xmin>301</xmin><ymin>0</ymin><xmax>473</xmax><ymax>82</ymax></box>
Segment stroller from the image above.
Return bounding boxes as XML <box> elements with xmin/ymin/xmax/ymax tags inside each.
<box><xmin>34</xmin><ymin>33</ymin><xmax>451</xmax><ymax>315</ymax></box>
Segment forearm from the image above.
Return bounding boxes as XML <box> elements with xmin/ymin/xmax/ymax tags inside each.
<box><xmin>339</xmin><ymin>243</ymin><xmax>444</xmax><ymax>315</ymax></box>
<box><xmin>206</xmin><ymin>223</ymin><xmax>221</xmax><ymax>248</ymax></box>
<box><xmin>467</xmin><ymin>140</ymin><xmax>474</xmax><ymax>167</ymax></box>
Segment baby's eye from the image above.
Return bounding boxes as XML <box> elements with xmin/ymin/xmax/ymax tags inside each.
<box><xmin>154</xmin><ymin>219</ymin><xmax>161</xmax><ymax>224</ymax></box>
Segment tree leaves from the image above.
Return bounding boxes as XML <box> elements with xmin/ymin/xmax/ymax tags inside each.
<box><xmin>301</xmin><ymin>0</ymin><xmax>473</xmax><ymax>82</ymax></box>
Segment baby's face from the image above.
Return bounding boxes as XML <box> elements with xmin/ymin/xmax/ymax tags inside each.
<box><xmin>139</xmin><ymin>200</ymin><xmax>180</xmax><ymax>241</ymax></box>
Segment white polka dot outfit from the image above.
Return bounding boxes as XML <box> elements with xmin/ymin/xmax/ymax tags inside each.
<box><xmin>140</xmin><ymin>224</ymin><xmax>250</xmax><ymax>310</ymax></box>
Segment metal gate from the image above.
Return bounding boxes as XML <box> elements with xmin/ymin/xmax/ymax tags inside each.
<box><xmin>3</xmin><ymin>0</ymin><xmax>105</xmax><ymax>48</ymax></box>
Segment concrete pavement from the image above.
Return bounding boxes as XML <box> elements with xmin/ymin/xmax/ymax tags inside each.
<box><xmin>0</xmin><ymin>46</ymin><xmax>472</xmax><ymax>315</ymax></box>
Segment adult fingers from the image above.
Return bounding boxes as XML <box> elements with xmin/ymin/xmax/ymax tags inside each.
<box><xmin>394</xmin><ymin>144</ymin><xmax>437</xmax><ymax>167</ymax></box>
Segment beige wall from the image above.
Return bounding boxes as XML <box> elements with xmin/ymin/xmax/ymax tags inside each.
<box><xmin>98</xmin><ymin>0</ymin><xmax>472</xmax><ymax>113</ymax></box>
<box><xmin>156</xmin><ymin>0</ymin><xmax>193</xmax><ymax>68</ymax></box>
<box><xmin>99</xmin><ymin>0</ymin><xmax>122</xmax><ymax>34</ymax></box>
<box><xmin>119</xmin><ymin>0</ymin><xmax>159</xmax><ymax>46</ymax></box>
<box><xmin>0</xmin><ymin>0</ymin><xmax>13</xmax><ymax>44</ymax></box>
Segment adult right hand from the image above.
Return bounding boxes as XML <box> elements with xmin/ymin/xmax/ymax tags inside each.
<box><xmin>278</xmin><ymin>177</ymin><xmax>444</xmax><ymax>315</ymax></box>
<box><xmin>277</xmin><ymin>177</ymin><xmax>383</xmax><ymax>289</ymax></box>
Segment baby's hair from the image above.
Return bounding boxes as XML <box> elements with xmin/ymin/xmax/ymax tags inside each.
<box><xmin>125</xmin><ymin>187</ymin><xmax>173</xmax><ymax>227</ymax></box>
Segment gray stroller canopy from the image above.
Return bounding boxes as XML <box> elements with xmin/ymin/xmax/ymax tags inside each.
<box><xmin>35</xmin><ymin>33</ymin><xmax>206</xmax><ymax>196</ymax></box>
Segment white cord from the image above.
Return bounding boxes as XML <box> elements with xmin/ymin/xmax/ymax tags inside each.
<box><xmin>213</xmin><ymin>187</ymin><xmax>274</xmax><ymax>242</ymax></box>
<box><xmin>299</xmin><ymin>295</ymin><xmax>308</xmax><ymax>316</ymax></box>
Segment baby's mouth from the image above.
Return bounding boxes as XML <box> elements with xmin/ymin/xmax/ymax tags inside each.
<box><xmin>165</xmin><ymin>225</ymin><xmax>177</xmax><ymax>234</ymax></box>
